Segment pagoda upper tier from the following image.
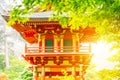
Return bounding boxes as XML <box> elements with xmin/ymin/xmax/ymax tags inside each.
<box><xmin>2</xmin><ymin>11</ymin><xmax>98</xmax><ymax>44</ymax></box>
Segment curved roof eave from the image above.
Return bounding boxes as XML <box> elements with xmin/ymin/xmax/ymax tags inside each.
<box><xmin>2</xmin><ymin>11</ymin><xmax>53</xmax><ymax>21</ymax></box>
<box><xmin>2</xmin><ymin>10</ymin><xmax>68</xmax><ymax>22</ymax></box>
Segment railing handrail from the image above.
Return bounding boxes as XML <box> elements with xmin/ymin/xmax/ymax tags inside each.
<box><xmin>25</xmin><ymin>45</ymin><xmax>91</xmax><ymax>53</ymax></box>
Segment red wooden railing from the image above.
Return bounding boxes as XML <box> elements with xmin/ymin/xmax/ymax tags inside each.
<box><xmin>25</xmin><ymin>44</ymin><xmax>91</xmax><ymax>54</ymax></box>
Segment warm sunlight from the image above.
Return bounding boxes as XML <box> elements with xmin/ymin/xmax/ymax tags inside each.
<box><xmin>91</xmin><ymin>41</ymin><xmax>115</xmax><ymax>70</ymax></box>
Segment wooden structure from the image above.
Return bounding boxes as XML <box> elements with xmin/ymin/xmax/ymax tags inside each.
<box><xmin>2</xmin><ymin>11</ymin><xmax>98</xmax><ymax>80</ymax></box>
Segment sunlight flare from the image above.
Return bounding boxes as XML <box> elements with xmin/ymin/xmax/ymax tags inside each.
<box><xmin>91</xmin><ymin>41</ymin><xmax>114</xmax><ymax>70</ymax></box>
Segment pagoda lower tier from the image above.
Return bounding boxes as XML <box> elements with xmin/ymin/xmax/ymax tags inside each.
<box><xmin>22</xmin><ymin>53</ymin><xmax>92</xmax><ymax>80</ymax></box>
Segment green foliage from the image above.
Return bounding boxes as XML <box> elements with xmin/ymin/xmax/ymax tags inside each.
<box><xmin>16</xmin><ymin>68</ymin><xmax>33</xmax><ymax>80</ymax></box>
<box><xmin>86</xmin><ymin>63</ymin><xmax>120</xmax><ymax>80</ymax></box>
<box><xmin>108</xmin><ymin>50</ymin><xmax>120</xmax><ymax>62</ymax></box>
<box><xmin>8</xmin><ymin>0</ymin><xmax>120</xmax><ymax>29</ymax></box>
<box><xmin>85</xmin><ymin>63</ymin><xmax>100</xmax><ymax>80</ymax></box>
<box><xmin>5</xmin><ymin>55</ymin><xmax>28</xmax><ymax>80</ymax></box>
<box><xmin>96</xmin><ymin>47</ymin><xmax>120</xmax><ymax>80</ymax></box>
<box><xmin>97</xmin><ymin>68</ymin><xmax>120</xmax><ymax>80</ymax></box>
<box><xmin>0</xmin><ymin>54</ymin><xmax>5</xmax><ymax>72</ymax></box>
<box><xmin>103</xmin><ymin>49</ymin><xmax>120</xmax><ymax>80</ymax></box>
<box><xmin>0</xmin><ymin>54</ymin><xmax>29</xmax><ymax>80</ymax></box>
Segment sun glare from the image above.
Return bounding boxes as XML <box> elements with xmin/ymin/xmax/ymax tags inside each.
<box><xmin>91</xmin><ymin>41</ymin><xmax>114</xmax><ymax>70</ymax></box>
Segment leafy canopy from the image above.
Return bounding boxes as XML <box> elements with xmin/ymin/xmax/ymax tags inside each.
<box><xmin>9</xmin><ymin>0</ymin><xmax>120</xmax><ymax>29</ymax></box>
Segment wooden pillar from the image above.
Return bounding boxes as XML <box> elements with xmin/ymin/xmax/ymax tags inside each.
<box><xmin>72</xmin><ymin>34</ymin><xmax>80</xmax><ymax>52</ymax></box>
<box><xmin>42</xmin><ymin>36</ymin><xmax>45</xmax><ymax>52</ymax></box>
<box><xmin>41</xmin><ymin>57</ymin><xmax>45</xmax><ymax>80</ymax></box>
<box><xmin>76</xmin><ymin>33</ymin><xmax>80</xmax><ymax>52</ymax></box>
<box><xmin>72</xmin><ymin>56</ymin><xmax>76</xmax><ymax>80</ymax></box>
<box><xmin>72</xmin><ymin>65</ymin><xmax>76</xmax><ymax>80</ymax></box>
<box><xmin>33</xmin><ymin>65</ymin><xmax>37</xmax><ymax>80</ymax></box>
<box><xmin>72</xmin><ymin>35</ymin><xmax>76</xmax><ymax>52</ymax></box>
<box><xmin>38</xmin><ymin>34</ymin><xmax>42</xmax><ymax>52</ymax></box>
<box><xmin>38</xmin><ymin>34</ymin><xmax>41</xmax><ymax>42</ymax></box>
<box><xmin>54</xmin><ymin>35</ymin><xmax>58</xmax><ymax>52</ymax></box>
<box><xmin>60</xmin><ymin>35</ymin><xmax>63</xmax><ymax>52</ymax></box>
<box><xmin>41</xmin><ymin>66</ymin><xmax>45</xmax><ymax>80</ymax></box>
<box><xmin>79</xmin><ymin>64</ymin><xmax>84</xmax><ymax>80</ymax></box>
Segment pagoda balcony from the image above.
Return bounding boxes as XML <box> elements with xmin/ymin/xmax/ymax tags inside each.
<box><xmin>24</xmin><ymin>44</ymin><xmax>91</xmax><ymax>55</ymax></box>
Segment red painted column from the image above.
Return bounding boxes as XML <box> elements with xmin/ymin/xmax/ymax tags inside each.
<box><xmin>33</xmin><ymin>65</ymin><xmax>38</xmax><ymax>80</ymax></box>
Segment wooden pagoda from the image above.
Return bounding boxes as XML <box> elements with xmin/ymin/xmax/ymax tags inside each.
<box><xmin>2</xmin><ymin>11</ymin><xmax>98</xmax><ymax>80</ymax></box>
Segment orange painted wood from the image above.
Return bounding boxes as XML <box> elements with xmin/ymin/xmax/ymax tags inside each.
<box><xmin>12</xmin><ymin>20</ymin><xmax>98</xmax><ymax>44</ymax></box>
